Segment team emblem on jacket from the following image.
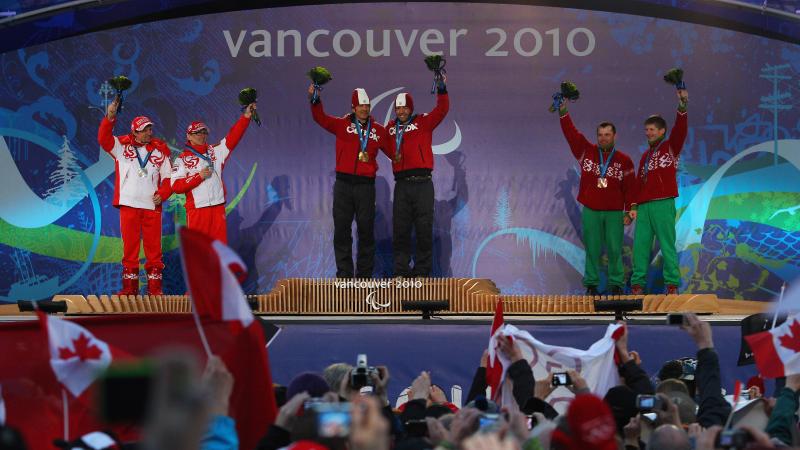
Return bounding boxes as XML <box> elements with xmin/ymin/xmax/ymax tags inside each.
<box><xmin>149</xmin><ymin>152</ymin><xmax>166</xmax><ymax>166</ymax></box>
<box><xmin>582</xmin><ymin>159</ymin><xmax>624</xmax><ymax>181</ymax></box>
<box><xmin>388</xmin><ymin>123</ymin><xmax>419</xmax><ymax>135</ymax></box>
<box><xmin>122</xmin><ymin>146</ymin><xmax>139</xmax><ymax>160</ymax></box>
<box><xmin>641</xmin><ymin>151</ymin><xmax>677</xmax><ymax>176</ymax></box>
<box><xmin>345</xmin><ymin>125</ymin><xmax>380</xmax><ymax>142</ymax></box>
<box><xmin>182</xmin><ymin>154</ymin><xmax>200</xmax><ymax>169</ymax></box>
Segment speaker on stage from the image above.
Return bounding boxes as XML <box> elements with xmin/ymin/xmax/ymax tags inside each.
<box><xmin>593</xmin><ymin>299</ymin><xmax>643</xmax><ymax>320</ymax></box>
<box><xmin>401</xmin><ymin>300</ymin><xmax>450</xmax><ymax>320</ymax></box>
<box><xmin>17</xmin><ymin>299</ymin><xmax>67</xmax><ymax>314</ymax></box>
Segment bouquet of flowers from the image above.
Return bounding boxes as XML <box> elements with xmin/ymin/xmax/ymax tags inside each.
<box><xmin>307</xmin><ymin>66</ymin><xmax>333</xmax><ymax>103</ymax></box>
<box><xmin>238</xmin><ymin>88</ymin><xmax>261</xmax><ymax>126</ymax></box>
<box><xmin>424</xmin><ymin>55</ymin><xmax>446</xmax><ymax>94</ymax></box>
<box><xmin>548</xmin><ymin>81</ymin><xmax>580</xmax><ymax>113</ymax></box>
<box><xmin>107</xmin><ymin>75</ymin><xmax>132</xmax><ymax>113</ymax></box>
<box><xmin>663</xmin><ymin>68</ymin><xmax>686</xmax><ymax>90</ymax></box>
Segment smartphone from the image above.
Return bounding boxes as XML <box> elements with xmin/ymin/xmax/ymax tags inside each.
<box><xmin>552</xmin><ymin>372</ymin><xmax>572</xmax><ymax>386</ymax></box>
<box><xmin>312</xmin><ymin>402</ymin><xmax>352</xmax><ymax>438</ymax></box>
<box><xmin>666</xmin><ymin>313</ymin><xmax>685</xmax><ymax>326</ymax></box>
<box><xmin>97</xmin><ymin>360</ymin><xmax>155</xmax><ymax>424</ymax></box>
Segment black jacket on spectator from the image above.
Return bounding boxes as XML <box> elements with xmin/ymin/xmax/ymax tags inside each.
<box><xmin>696</xmin><ymin>348</ymin><xmax>732</xmax><ymax>427</ymax></box>
<box><xmin>618</xmin><ymin>360</ymin><xmax>654</xmax><ymax>395</ymax></box>
<box><xmin>466</xmin><ymin>360</ymin><xmax>535</xmax><ymax>409</ymax></box>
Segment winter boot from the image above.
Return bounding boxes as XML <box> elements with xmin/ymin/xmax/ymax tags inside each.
<box><xmin>117</xmin><ymin>268</ymin><xmax>139</xmax><ymax>296</ymax></box>
<box><xmin>147</xmin><ymin>268</ymin><xmax>164</xmax><ymax>296</ymax></box>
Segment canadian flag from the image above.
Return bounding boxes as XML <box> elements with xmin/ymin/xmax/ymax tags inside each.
<box><xmin>486</xmin><ymin>299</ymin><xmax>505</xmax><ymax>401</ymax></box>
<box><xmin>745</xmin><ymin>314</ymin><xmax>800</xmax><ymax>378</ymax></box>
<box><xmin>178</xmin><ymin>227</ymin><xmax>278</xmax><ymax>450</ymax></box>
<box><xmin>489</xmin><ymin>322</ymin><xmax>623</xmax><ymax>413</ymax></box>
<box><xmin>37</xmin><ymin>311</ymin><xmax>113</xmax><ymax>398</ymax></box>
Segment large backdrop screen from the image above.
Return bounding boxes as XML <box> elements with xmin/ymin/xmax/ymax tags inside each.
<box><xmin>1</xmin><ymin>3</ymin><xmax>798</xmax><ymax>301</ymax></box>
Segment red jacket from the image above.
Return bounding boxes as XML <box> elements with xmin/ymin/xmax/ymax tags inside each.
<box><xmin>559</xmin><ymin>113</ymin><xmax>636</xmax><ymax>211</ymax></box>
<box><xmin>311</xmin><ymin>101</ymin><xmax>392</xmax><ymax>178</ymax></box>
<box><xmin>634</xmin><ymin>110</ymin><xmax>688</xmax><ymax>205</ymax></box>
<box><xmin>386</xmin><ymin>92</ymin><xmax>449</xmax><ymax>175</ymax></box>
<box><xmin>171</xmin><ymin>115</ymin><xmax>250</xmax><ymax>210</ymax></box>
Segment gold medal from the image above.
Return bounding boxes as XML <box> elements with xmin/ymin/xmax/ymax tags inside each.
<box><xmin>358</xmin><ymin>151</ymin><xmax>369</xmax><ymax>163</ymax></box>
<box><xmin>597</xmin><ymin>177</ymin><xmax>608</xmax><ymax>189</ymax></box>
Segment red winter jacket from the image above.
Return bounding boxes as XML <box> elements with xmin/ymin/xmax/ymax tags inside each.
<box><xmin>311</xmin><ymin>101</ymin><xmax>392</xmax><ymax>178</ymax></box>
<box><xmin>559</xmin><ymin>113</ymin><xmax>636</xmax><ymax>211</ymax></box>
<box><xmin>634</xmin><ymin>110</ymin><xmax>688</xmax><ymax>205</ymax></box>
<box><xmin>386</xmin><ymin>92</ymin><xmax>449</xmax><ymax>177</ymax></box>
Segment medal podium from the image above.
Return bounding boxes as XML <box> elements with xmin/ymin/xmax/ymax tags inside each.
<box><xmin>34</xmin><ymin>277</ymin><xmax>767</xmax><ymax>316</ymax></box>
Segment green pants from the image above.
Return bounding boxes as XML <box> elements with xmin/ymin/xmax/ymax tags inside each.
<box><xmin>631</xmin><ymin>198</ymin><xmax>680</xmax><ymax>286</ymax></box>
<box><xmin>581</xmin><ymin>207</ymin><xmax>624</xmax><ymax>288</ymax></box>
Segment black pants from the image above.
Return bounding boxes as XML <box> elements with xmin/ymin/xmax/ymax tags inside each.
<box><xmin>393</xmin><ymin>179</ymin><xmax>434</xmax><ymax>277</ymax></box>
<box><xmin>333</xmin><ymin>179</ymin><xmax>376</xmax><ymax>278</ymax></box>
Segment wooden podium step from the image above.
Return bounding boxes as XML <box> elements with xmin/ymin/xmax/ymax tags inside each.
<box><xmin>16</xmin><ymin>278</ymin><xmax>764</xmax><ymax>316</ymax></box>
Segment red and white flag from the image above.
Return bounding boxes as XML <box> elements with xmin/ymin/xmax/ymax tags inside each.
<box><xmin>489</xmin><ymin>322</ymin><xmax>623</xmax><ymax>413</ymax></box>
<box><xmin>37</xmin><ymin>312</ymin><xmax>113</xmax><ymax>398</ymax></box>
<box><xmin>486</xmin><ymin>299</ymin><xmax>505</xmax><ymax>401</ymax></box>
<box><xmin>745</xmin><ymin>314</ymin><xmax>800</xmax><ymax>378</ymax></box>
<box><xmin>178</xmin><ymin>227</ymin><xmax>278</xmax><ymax>450</ymax></box>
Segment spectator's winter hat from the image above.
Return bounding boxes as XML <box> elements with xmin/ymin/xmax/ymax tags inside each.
<box><xmin>186</xmin><ymin>122</ymin><xmax>209</xmax><ymax>134</ymax></box>
<box><xmin>551</xmin><ymin>394</ymin><xmax>617</xmax><ymax>450</ymax></box>
<box><xmin>289</xmin><ymin>441</ymin><xmax>329</xmax><ymax>450</ymax></box>
<box><xmin>351</xmin><ymin>88</ymin><xmax>370</xmax><ymax>108</ymax></box>
<box><xmin>54</xmin><ymin>431</ymin><xmax>120</xmax><ymax>450</ymax></box>
<box><xmin>603</xmin><ymin>385</ymin><xmax>638</xmax><ymax>436</ymax></box>
<box><xmin>287</xmin><ymin>372</ymin><xmax>330</xmax><ymax>399</ymax></box>
<box><xmin>395</xmin><ymin>93</ymin><xmax>414</xmax><ymax>112</ymax></box>
<box><xmin>130</xmin><ymin>116</ymin><xmax>153</xmax><ymax>132</ymax></box>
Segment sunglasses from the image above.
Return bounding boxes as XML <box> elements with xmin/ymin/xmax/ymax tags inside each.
<box><xmin>189</xmin><ymin>130</ymin><xmax>208</xmax><ymax>135</ymax></box>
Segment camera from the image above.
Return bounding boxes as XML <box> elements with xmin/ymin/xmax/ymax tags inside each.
<box><xmin>349</xmin><ymin>354</ymin><xmax>378</xmax><ymax>389</ymax></box>
<box><xmin>552</xmin><ymin>372</ymin><xmax>572</xmax><ymax>386</ymax></box>
<box><xmin>478</xmin><ymin>413</ymin><xmax>501</xmax><ymax>432</ymax></box>
<box><xmin>715</xmin><ymin>429</ymin><xmax>752</xmax><ymax>449</ymax></box>
<box><xmin>636</xmin><ymin>394</ymin><xmax>663</xmax><ymax>412</ymax></box>
<box><xmin>311</xmin><ymin>402</ymin><xmax>352</xmax><ymax>438</ymax></box>
<box><xmin>666</xmin><ymin>313</ymin><xmax>686</xmax><ymax>326</ymax></box>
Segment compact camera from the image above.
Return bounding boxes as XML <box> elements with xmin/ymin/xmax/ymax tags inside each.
<box><xmin>715</xmin><ymin>429</ymin><xmax>752</xmax><ymax>449</ymax></box>
<box><xmin>552</xmin><ymin>372</ymin><xmax>572</xmax><ymax>386</ymax></box>
<box><xmin>349</xmin><ymin>354</ymin><xmax>378</xmax><ymax>389</ymax></box>
<box><xmin>636</xmin><ymin>394</ymin><xmax>664</xmax><ymax>412</ymax></box>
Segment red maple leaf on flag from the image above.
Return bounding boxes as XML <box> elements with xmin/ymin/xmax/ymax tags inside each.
<box><xmin>58</xmin><ymin>333</ymin><xmax>103</xmax><ymax>361</ymax></box>
<box><xmin>779</xmin><ymin>320</ymin><xmax>800</xmax><ymax>353</ymax></box>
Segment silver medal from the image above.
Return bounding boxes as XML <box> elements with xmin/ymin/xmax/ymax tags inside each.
<box><xmin>138</xmin><ymin>168</ymin><xmax>147</xmax><ymax>178</ymax></box>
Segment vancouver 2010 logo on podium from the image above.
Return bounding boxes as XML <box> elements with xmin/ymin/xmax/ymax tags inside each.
<box><xmin>333</xmin><ymin>279</ymin><xmax>425</xmax><ymax>311</ymax></box>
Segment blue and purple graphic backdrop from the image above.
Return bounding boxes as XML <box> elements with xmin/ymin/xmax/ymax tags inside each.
<box><xmin>1</xmin><ymin>3</ymin><xmax>798</xmax><ymax>301</ymax></box>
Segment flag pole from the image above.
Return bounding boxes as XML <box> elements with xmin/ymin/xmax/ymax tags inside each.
<box><xmin>62</xmin><ymin>388</ymin><xmax>69</xmax><ymax>440</ymax></box>
<box><xmin>177</xmin><ymin>226</ymin><xmax>213</xmax><ymax>358</ymax></box>
<box><xmin>191</xmin><ymin>305</ymin><xmax>213</xmax><ymax>358</ymax></box>
<box><xmin>772</xmin><ymin>282</ymin><xmax>787</xmax><ymax>329</ymax></box>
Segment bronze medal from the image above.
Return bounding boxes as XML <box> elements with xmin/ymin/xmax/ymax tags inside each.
<box><xmin>358</xmin><ymin>151</ymin><xmax>369</xmax><ymax>163</ymax></box>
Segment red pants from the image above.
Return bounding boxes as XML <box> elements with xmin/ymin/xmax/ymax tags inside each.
<box><xmin>120</xmin><ymin>206</ymin><xmax>163</xmax><ymax>271</ymax></box>
<box><xmin>187</xmin><ymin>204</ymin><xmax>227</xmax><ymax>243</ymax></box>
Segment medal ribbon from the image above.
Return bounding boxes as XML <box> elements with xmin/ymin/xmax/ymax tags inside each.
<box><xmin>355</xmin><ymin>118</ymin><xmax>371</xmax><ymax>156</ymax></box>
<box><xmin>185</xmin><ymin>145</ymin><xmax>213</xmax><ymax>166</ymax></box>
<box><xmin>598</xmin><ymin>146</ymin><xmax>616</xmax><ymax>181</ymax></box>
<box><xmin>394</xmin><ymin>114</ymin><xmax>417</xmax><ymax>156</ymax></box>
<box><xmin>133</xmin><ymin>145</ymin><xmax>154</xmax><ymax>172</ymax></box>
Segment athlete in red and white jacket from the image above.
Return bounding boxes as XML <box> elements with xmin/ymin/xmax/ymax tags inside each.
<box><xmin>385</xmin><ymin>81</ymin><xmax>450</xmax><ymax>277</ymax></box>
<box><xmin>171</xmin><ymin>103</ymin><xmax>257</xmax><ymax>244</ymax></box>
<box><xmin>98</xmin><ymin>97</ymin><xmax>172</xmax><ymax>296</ymax></box>
<box><xmin>309</xmin><ymin>86</ymin><xmax>392</xmax><ymax>278</ymax></box>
